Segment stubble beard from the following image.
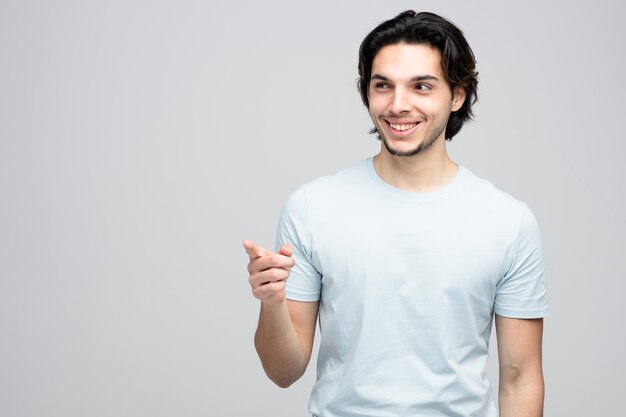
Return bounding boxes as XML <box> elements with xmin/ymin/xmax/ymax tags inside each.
<box><xmin>378</xmin><ymin>117</ymin><xmax>448</xmax><ymax>158</ymax></box>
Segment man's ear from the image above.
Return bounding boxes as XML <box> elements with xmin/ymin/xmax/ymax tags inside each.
<box><xmin>451</xmin><ymin>86</ymin><xmax>466</xmax><ymax>112</ymax></box>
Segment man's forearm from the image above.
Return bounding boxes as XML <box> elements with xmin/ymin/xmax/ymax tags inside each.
<box><xmin>254</xmin><ymin>300</ymin><xmax>307</xmax><ymax>388</ymax></box>
<box><xmin>498</xmin><ymin>373</ymin><xmax>545</xmax><ymax>417</ymax></box>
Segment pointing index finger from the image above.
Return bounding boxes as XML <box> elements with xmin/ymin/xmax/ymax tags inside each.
<box><xmin>243</xmin><ymin>239</ymin><xmax>270</xmax><ymax>259</ymax></box>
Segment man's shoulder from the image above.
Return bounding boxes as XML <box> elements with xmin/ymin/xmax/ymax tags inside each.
<box><xmin>297</xmin><ymin>159</ymin><xmax>370</xmax><ymax>195</ymax></box>
<box><xmin>459</xmin><ymin>168</ymin><xmax>542</xmax><ymax>252</ymax></box>
<box><xmin>460</xmin><ymin>166</ymin><xmax>530</xmax><ymax>218</ymax></box>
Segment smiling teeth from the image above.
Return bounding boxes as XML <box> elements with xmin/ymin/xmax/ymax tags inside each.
<box><xmin>389</xmin><ymin>123</ymin><xmax>417</xmax><ymax>131</ymax></box>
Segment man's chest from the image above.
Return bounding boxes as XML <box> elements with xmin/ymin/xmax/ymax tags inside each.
<box><xmin>309</xmin><ymin>202</ymin><xmax>512</xmax><ymax>313</ymax></box>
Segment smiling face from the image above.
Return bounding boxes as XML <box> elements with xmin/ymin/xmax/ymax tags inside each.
<box><xmin>367</xmin><ymin>43</ymin><xmax>466</xmax><ymax>157</ymax></box>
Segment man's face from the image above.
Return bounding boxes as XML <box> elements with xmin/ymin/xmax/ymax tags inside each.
<box><xmin>367</xmin><ymin>43</ymin><xmax>465</xmax><ymax>157</ymax></box>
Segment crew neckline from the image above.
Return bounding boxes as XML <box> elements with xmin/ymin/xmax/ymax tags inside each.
<box><xmin>365</xmin><ymin>157</ymin><xmax>466</xmax><ymax>201</ymax></box>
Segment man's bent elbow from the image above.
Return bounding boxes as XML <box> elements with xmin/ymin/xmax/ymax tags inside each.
<box><xmin>271</xmin><ymin>375</ymin><xmax>299</xmax><ymax>389</ymax></box>
<box><xmin>264</xmin><ymin>365</ymin><xmax>305</xmax><ymax>388</ymax></box>
<box><xmin>254</xmin><ymin>333</ymin><xmax>308</xmax><ymax>389</ymax></box>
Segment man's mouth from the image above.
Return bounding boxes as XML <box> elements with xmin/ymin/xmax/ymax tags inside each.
<box><xmin>383</xmin><ymin>119</ymin><xmax>421</xmax><ymax>135</ymax></box>
<box><xmin>388</xmin><ymin>122</ymin><xmax>418</xmax><ymax>131</ymax></box>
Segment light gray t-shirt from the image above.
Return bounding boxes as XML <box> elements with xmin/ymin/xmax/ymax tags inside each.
<box><xmin>276</xmin><ymin>158</ymin><xmax>550</xmax><ymax>417</ymax></box>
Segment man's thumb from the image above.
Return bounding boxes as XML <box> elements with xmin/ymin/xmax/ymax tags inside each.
<box><xmin>278</xmin><ymin>243</ymin><xmax>293</xmax><ymax>257</ymax></box>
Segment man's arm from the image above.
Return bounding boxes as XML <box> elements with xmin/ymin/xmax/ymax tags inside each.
<box><xmin>244</xmin><ymin>240</ymin><xmax>319</xmax><ymax>388</ymax></box>
<box><xmin>255</xmin><ymin>299</ymin><xmax>318</xmax><ymax>388</ymax></box>
<box><xmin>495</xmin><ymin>314</ymin><xmax>545</xmax><ymax>417</ymax></box>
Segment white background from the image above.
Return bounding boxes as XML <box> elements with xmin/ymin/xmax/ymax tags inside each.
<box><xmin>1</xmin><ymin>0</ymin><xmax>624</xmax><ymax>415</ymax></box>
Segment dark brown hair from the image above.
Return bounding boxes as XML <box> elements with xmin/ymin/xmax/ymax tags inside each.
<box><xmin>358</xmin><ymin>11</ymin><xmax>479</xmax><ymax>140</ymax></box>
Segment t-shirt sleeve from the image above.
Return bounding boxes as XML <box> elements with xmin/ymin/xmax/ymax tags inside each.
<box><xmin>495</xmin><ymin>204</ymin><xmax>551</xmax><ymax>318</ymax></box>
<box><xmin>275</xmin><ymin>186</ymin><xmax>322</xmax><ymax>302</ymax></box>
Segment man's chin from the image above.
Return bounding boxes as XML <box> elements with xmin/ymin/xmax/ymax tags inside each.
<box><xmin>382</xmin><ymin>137</ymin><xmax>422</xmax><ymax>157</ymax></box>
<box><xmin>381</xmin><ymin>129</ymin><xmax>442</xmax><ymax>157</ymax></box>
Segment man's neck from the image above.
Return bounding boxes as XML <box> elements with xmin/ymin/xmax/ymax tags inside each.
<box><xmin>373</xmin><ymin>141</ymin><xmax>459</xmax><ymax>193</ymax></box>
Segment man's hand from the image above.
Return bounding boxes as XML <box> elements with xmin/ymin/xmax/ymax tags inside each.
<box><xmin>243</xmin><ymin>240</ymin><xmax>295</xmax><ymax>305</ymax></box>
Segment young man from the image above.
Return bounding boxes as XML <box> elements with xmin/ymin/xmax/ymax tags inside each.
<box><xmin>244</xmin><ymin>11</ymin><xmax>549</xmax><ymax>417</ymax></box>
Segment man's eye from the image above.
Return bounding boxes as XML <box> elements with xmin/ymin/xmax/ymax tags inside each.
<box><xmin>415</xmin><ymin>84</ymin><xmax>431</xmax><ymax>91</ymax></box>
<box><xmin>375</xmin><ymin>82</ymin><xmax>390</xmax><ymax>89</ymax></box>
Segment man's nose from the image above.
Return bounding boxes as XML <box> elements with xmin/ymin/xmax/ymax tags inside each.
<box><xmin>389</xmin><ymin>88</ymin><xmax>411</xmax><ymax>114</ymax></box>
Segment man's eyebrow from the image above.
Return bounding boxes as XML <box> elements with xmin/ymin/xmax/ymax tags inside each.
<box><xmin>410</xmin><ymin>75</ymin><xmax>439</xmax><ymax>82</ymax></box>
<box><xmin>371</xmin><ymin>74</ymin><xmax>391</xmax><ymax>81</ymax></box>
<box><xmin>370</xmin><ymin>73</ymin><xmax>440</xmax><ymax>82</ymax></box>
